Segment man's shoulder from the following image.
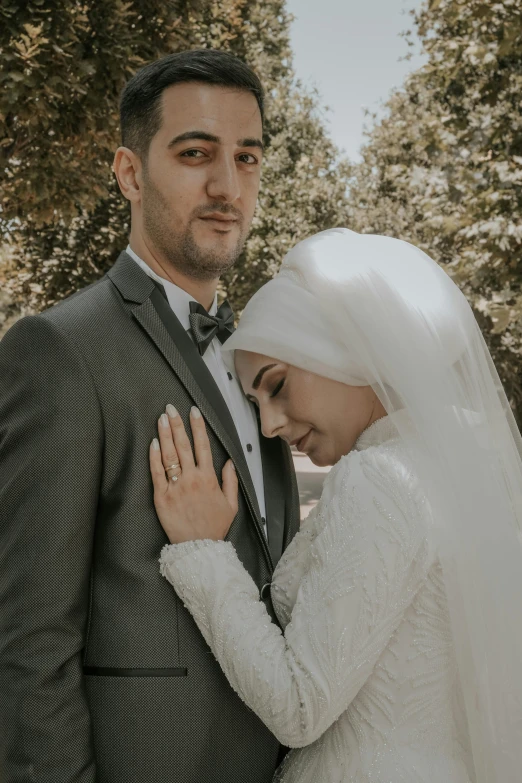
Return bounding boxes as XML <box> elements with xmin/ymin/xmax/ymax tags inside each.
<box><xmin>39</xmin><ymin>249</ymin><xmax>153</xmax><ymax>334</ymax></box>
<box><xmin>37</xmin><ymin>259</ymin><xmax>144</xmax><ymax>347</ymax></box>
<box><xmin>41</xmin><ymin>272</ymin><xmax>115</xmax><ymax>325</ymax></box>
<box><xmin>0</xmin><ymin>274</ymin><xmax>121</xmax><ymax>366</ymax></box>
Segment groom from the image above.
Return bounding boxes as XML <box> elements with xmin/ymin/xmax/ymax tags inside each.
<box><xmin>0</xmin><ymin>49</ymin><xmax>300</xmax><ymax>783</ymax></box>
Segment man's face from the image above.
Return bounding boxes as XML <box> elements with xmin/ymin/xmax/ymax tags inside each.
<box><xmin>140</xmin><ymin>82</ymin><xmax>263</xmax><ymax>281</ymax></box>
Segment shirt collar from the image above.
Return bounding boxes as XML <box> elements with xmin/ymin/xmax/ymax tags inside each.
<box><xmin>126</xmin><ymin>244</ymin><xmax>218</xmax><ymax>330</ymax></box>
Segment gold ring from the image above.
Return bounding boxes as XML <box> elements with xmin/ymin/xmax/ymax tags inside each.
<box><xmin>167</xmin><ymin>463</ymin><xmax>180</xmax><ymax>470</ymax></box>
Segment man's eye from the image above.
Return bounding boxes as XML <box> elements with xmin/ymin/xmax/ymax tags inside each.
<box><xmin>270</xmin><ymin>379</ymin><xmax>285</xmax><ymax>398</ymax></box>
<box><xmin>237</xmin><ymin>153</ymin><xmax>258</xmax><ymax>164</ymax></box>
<box><xmin>181</xmin><ymin>150</ymin><xmax>205</xmax><ymax>158</ymax></box>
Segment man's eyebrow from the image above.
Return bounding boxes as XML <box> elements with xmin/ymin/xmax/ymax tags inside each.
<box><xmin>252</xmin><ymin>364</ymin><xmax>277</xmax><ymax>390</ymax></box>
<box><xmin>167</xmin><ymin>131</ymin><xmax>264</xmax><ymax>152</ymax></box>
<box><xmin>168</xmin><ymin>131</ymin><xmax>219</xmax><ymax>148</ymax></box>
<box><xmin>238</xmin><ymin>137</ymin><xmax>264</xmax><ymax>152</ymax></box>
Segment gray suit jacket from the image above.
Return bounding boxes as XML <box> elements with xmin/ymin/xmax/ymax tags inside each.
<box><xmin>0</xmin><ymin>251</ymin><xmax>300</xmax><ymax>783</ymax></box>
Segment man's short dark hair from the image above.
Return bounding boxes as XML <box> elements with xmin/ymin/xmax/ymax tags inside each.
<box><xmin>120</xmin><ymin>49</ymin><xmax>265</xmax><ymax>157</ymax></box>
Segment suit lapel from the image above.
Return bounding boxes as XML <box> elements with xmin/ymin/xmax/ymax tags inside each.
<box><xmin>107</xmin><ymin>252</ymin><xmax>273</xmax><ymax>570</ymax></box>
<box><xmin>259</xmin><ymin>431</ymin><xmax>288</xmax><ymax>567</ymax></box>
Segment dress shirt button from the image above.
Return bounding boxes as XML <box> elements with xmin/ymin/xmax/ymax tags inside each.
<box><xmin>246</xmin><ymin>443</ymin><xmax>253</xmax><ymax>452</ymax></box>
<box><xmin>227</xmin><ymin>372</ymin><xmax>233</xmax><ymax>380</ymax></box>
<box><xmin>261</xmin><ymin>516</ymin><xmax>266</xmax><ymax>525</ymax></box>
<box><xmin>260</xmin><ymin>582</ymin><xmax>271</xmax><ymax>600</ymax></box>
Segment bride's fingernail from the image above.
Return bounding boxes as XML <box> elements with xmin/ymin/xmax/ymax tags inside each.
<box><xmin>166</xmin><ymin>404</ymin><xmax>178</xmax><ymax>418</ymax></box>
<box><xmin>160</xmin><ymin>413</ymin><xmax>169</xmax><ymax>427</ymax></box>
<box><xmin>191</xmin><ymin>406</ymin><xmax>201</xmax><ymax>419</ymax></box>
<box><xmin>152</xmin><ymin>438</ymin><xmax>160</xmax><ymax>451</ymax></box>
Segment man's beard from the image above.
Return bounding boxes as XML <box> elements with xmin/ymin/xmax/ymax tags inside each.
<box><xmin>142</xmin><ymin>173</ymin><xmax>247</xmax><ymax>282</ymax></box>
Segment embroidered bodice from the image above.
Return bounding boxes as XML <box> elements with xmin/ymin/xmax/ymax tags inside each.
<box><xmin>159</xmin><ymin>416</ymin><xmax>473</xmax><ymax>782</ymax></box>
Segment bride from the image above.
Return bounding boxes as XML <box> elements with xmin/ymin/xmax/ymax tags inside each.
<box><xmin>148</xmin><ymin>228</ymin><xmax>522</xmax><ymax>782</ymax></box>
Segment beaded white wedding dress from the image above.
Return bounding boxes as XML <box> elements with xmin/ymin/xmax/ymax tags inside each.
<box><xmin>160</xmin><ymin>415</ymin><xmax>474</xmax><ymax>782</ymax></box>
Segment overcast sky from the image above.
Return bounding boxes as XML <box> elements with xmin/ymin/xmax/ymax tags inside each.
<box><xmin>285</xmin><ymin>0</ymin><xmax>427</xmax><ymax>161</ymax></box>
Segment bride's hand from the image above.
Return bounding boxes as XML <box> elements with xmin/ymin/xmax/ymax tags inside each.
<box><xmin>149</xmin><ymin>405</ymin><xmax>238</xmax><ymax>544</ymax></box>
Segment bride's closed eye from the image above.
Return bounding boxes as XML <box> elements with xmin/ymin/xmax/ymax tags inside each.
<box><xmin>270</xmin><ymin>378</ymin><xmax>285</xmax><ymax>398</ymax></box>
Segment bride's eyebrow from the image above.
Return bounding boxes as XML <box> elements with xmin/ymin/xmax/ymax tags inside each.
<box><xmin>252</xmin><ymin>363</ymin><xmax>277</xmax><ymax>390</ymax></box>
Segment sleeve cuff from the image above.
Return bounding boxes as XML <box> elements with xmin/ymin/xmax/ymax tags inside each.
<box><xmin>159</xmin><ymin>538</ymin><xmax>234</xmax><ymax>575</ymax></box>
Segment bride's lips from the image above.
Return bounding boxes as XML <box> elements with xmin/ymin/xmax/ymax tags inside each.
<box><xmin>294</xmin><ymin>430</ymin><xmax>312</xmax><ymax>453</ymax></box>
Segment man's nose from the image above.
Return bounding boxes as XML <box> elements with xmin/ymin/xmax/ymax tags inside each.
<box><xmin>206</xmin><ymin>155</ymin><xmax>240</xmax><ymax>203</ymax></box>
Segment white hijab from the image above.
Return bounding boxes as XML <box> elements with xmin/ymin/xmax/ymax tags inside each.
<box><xmin>223</xmin><ymin>228</ymin><xmax>522</xmax><ymax>783</ymax></box>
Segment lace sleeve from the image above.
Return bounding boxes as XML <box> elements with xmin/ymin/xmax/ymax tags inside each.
<box><xmin>270</xmin><ymin>502</ymin><xmax>323</xmax><ymax>630</ymax></box>
<box><xmin>159</xmin><ymin>449</ymin><xmax>432</xmax><ymax>748</ymax></box>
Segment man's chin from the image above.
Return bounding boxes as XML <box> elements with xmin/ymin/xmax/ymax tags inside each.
<box><xmin>194</xmin><ymin>229</ymin><xmax>239</xmax><ymax>252</ymax></box>
<box><xmin>180</xmin><ymin>252</ymin><xmax>239</xmax><ymax>280</ymax></box>
<box><xmin>188</xmin><ymin>238</ymin><xmax>242</xmax><ymax>273</ymax></box>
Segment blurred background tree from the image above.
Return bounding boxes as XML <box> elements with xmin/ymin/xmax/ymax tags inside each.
<box><xmin>0</xmin><ymin>0</ymin><xmax>191</xmax><ymax>323</ymax></box>
<box><xmin>0</xmin><ymin>0</ymin><xmax>350</xmax><ymax>317</ymax></box>
<box><xmin>348</xmin><ymin>0</ymin><xmax>522</xmax><ymax>423</ymax></box>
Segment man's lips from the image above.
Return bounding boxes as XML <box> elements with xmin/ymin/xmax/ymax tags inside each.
<box><xmin>199</xmin><ymin>213</ymin><xmax>239</xmax><ymax>224</ymax></box>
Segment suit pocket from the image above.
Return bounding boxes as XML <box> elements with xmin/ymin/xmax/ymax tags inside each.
<box><xmin>83</xmin><ymin>666</ymin><xmax>187</xmax><ymax>676</ymax></box>
<box><xmin>84</xmin><ymin>672</ymin><xmax>281</xmax><ymax>783</ymax></box>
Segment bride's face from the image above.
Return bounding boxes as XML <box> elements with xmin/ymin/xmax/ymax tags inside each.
<box><xmin>235</xmin><ymin>350</ymin><xmax>386</xmax><ymax>467</ymax></box>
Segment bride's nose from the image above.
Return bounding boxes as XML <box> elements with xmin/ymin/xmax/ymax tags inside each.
<box><xmin>260</xmin><ymin>406</ymin><xmax>287</xmax><ymax>439</ymax></box>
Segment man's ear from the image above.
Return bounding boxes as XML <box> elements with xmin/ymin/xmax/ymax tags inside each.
<box><xmin>113</xmin><ymin>146</ymin><xmax>142</xmax><ymax>204</ymax></box>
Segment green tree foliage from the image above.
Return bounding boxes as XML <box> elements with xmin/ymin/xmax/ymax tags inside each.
<box><xmin>1</xmin><ymin>2</ymin><xmax>188</xmax><ymax>226</ymax></box>
<box><xmin>348</xmin><ymin>0</ymin><xmax>522</xmax><ymax>423</ymax></box>
<box><xmin>0</xmin><ymin>0</ymin><xmax>192</xmax><ymax>306</ymax></box>
<box><xmin>0</xmin><ymin>0</ymin><xmax>350</xmax><ymax>313</ymax></box>
<box><xmin>0</xmin><ymin>243</ymin><xmax>17</xmax><ymax>337</ymax></box>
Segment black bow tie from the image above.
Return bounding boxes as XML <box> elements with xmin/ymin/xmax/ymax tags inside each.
<box><xmin>189</xmin><ymin>300</ymin><xmax>235</xmax><ymax>356</ymax></box>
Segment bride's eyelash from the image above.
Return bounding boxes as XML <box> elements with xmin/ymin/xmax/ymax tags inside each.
<box><xmin>270</xmin><ymin>379</ymin><xmax>285</xmax><ymax>398</ymax></box>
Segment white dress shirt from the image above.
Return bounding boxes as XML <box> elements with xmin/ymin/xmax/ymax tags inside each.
<box><xmin>126</xmin><ymin>245</ymin><xmax>267</xmax><ymax>540</ymax></box>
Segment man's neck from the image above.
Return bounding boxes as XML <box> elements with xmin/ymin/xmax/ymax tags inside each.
<box><xmin>129</xmin><ymin>234</ymin><xmax>218</xmax><ymax>311</ymax></box>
